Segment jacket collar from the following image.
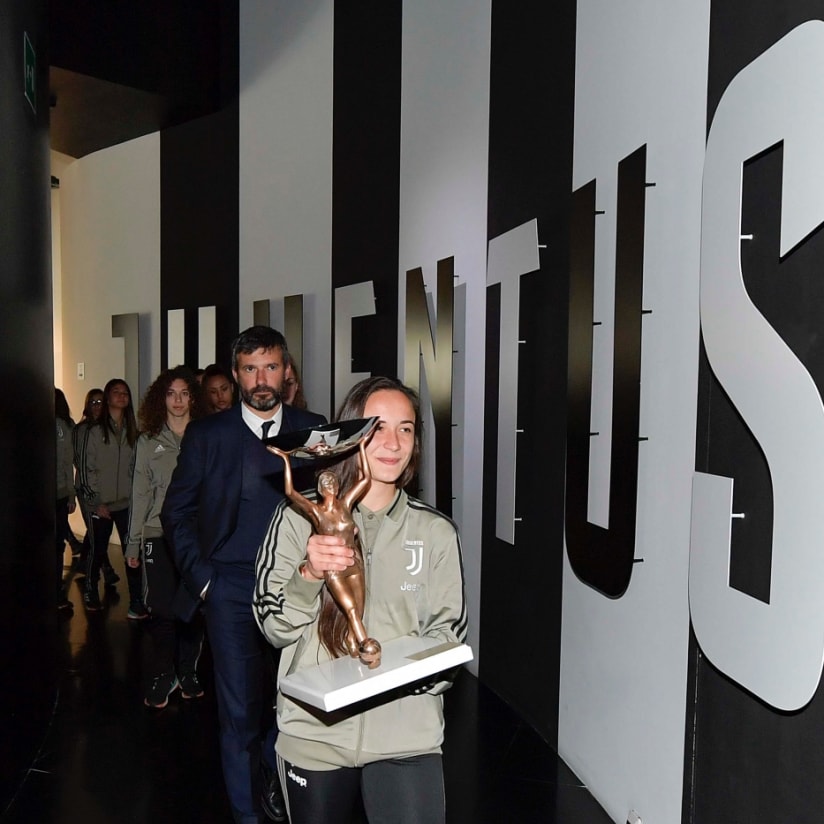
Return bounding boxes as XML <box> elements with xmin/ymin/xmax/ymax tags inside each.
<box><xmin>358</xmin><ymin>489</ymin><xmax>406</xmax><ymax>522</ymax></box>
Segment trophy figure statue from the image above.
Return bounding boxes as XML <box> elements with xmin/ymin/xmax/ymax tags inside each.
<box><xmin>267</xmin><ymin>418</ymin><xmax>382</xmax><ymax>669</ymax></box>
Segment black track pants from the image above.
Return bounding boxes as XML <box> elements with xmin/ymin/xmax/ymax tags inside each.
<box><xmin>277</xmin><ymin>753</ymin><xmax>445</xmax><ymax>824</ymax></box>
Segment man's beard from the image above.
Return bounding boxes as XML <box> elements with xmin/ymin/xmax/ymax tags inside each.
<box><xmin>241</xmin><ymin>384</ymin><xmax>282</xmax><ymax>411</ymax></box>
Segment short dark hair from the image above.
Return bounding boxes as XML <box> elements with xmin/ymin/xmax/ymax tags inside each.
<box><xmin>231</xmin><ymin>326</ymin><xmax>288</xmax><ymax>371</ymax></box>
<box><xmin>202</xmin><ymin>363</ymin><xmax>234</xmax><ymax>384</ymax></box>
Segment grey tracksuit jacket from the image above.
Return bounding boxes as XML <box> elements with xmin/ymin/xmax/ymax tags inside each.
<box><xmin>126</xmin><ymin>425</ymin><xmax>182</xmax><ymax>561</ymax></box>
<box><xmin>56</xmin><ymin>418</ymin><xmax>75</xmax><ymax>503</ymax></box>
<box><xmin>254</xmin><ymin>488</ymin><xmax>468</xmax><ymax>771</ymax></box>
<box><xmin>79</xmin><ymin>422</ymin><xmax>133</xmax><ymax>511</ymax></box>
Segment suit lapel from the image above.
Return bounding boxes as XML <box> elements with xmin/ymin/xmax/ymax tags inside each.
<box><xmin>280</xmin><ymin>404</ymin><xmax>294</xmax><ymax>435</ymax></box>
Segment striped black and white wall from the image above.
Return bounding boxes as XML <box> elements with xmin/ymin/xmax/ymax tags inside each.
<box><xmin>46</xmin><ymin>1</ymin><xmax>824</xmax><ymax>821</ymax></box>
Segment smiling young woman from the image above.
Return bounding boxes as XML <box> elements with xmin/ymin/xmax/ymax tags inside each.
<box><xmin>254</xmin><ymin>376</ymin><xmax>468</xmax><ymax>824</ymax></box>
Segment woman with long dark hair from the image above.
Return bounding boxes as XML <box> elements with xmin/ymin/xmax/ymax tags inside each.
<box><xmin>72</xmin><ymin>388</ymin><xmax>105</xmax><ymax>568</ymax></box>
<box><xmin>79</xmin><ymin>378</ymin><xmax>143</xmax><ymax>615</ymax></box>
<box><xmin>254</xmin><ymin>377</ymin><xmax>467</xmax><ymax>824</ymax></box>
<box><xmin>127</xmin><ymin>366</ymin><xmax>207</xmax><ymax>708</ymax></box>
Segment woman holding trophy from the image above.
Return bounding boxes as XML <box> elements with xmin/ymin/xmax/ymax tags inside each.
<box><xmin>254</xmin><ymin>377</ymin><xmax>467</xmax><ymax>823</ymax></box>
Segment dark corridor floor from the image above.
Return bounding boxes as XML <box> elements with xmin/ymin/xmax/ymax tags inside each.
<box><xmin>3</xmin><ymin>549</ymin><xmax>612</xmax><ymax>824</ymax></box>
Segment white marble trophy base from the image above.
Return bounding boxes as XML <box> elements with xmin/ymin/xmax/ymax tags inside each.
<box><xmin>279</xmin><ymin>636</ymin><xmax>474</xmax><ymax>712</ymax></box>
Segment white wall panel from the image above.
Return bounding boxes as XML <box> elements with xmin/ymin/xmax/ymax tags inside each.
<box><xmin>398</xmin><ymin>0</ymin><xmax>492</xmax><ymax>669</ymax></box>
<box><xmin>239</xmin><ymin>0</ymin><xmax>334</xmax><ymax>419</ymax></box>
<box><xmin>559</xmin><ymin>2</ymin><xmax>710</xmax><ymax>822</ymax></box>
<box><xmin>58</xmin><ymin>134</ymin><xmax>161</xmax><ymax>415</ymax></box>
<box><xmin>51</xmin><ymin>151</ymin><xmax>76</xmax><ymax>386</ymax></box>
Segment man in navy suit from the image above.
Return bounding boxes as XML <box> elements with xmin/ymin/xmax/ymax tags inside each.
<box><xmin>162</xmin><ymin>326</ymin><xmax>326</xmax><ymax>824</ymax></box>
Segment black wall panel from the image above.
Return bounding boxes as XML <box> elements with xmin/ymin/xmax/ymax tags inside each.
<box><xmin>480</xmin><ymin>0</ymin><xmax>576</xmax><ymax>745</ymax></box>
<box><xmin>50</xmin><ymin>0</ymin><xmax>224</xmax><ymax>118</ymax></box>
<box><xmin>160</xmin><ymin>104</ymin><xmax>239</xmax><ymax>371</ymax></box>
<box><xmin>160</xmin><ymin>2</ymin><xmax>238</xmax><ymax>372</ymax></box>
<box><xmin>331</xmin><ymin>1</ymin><xmax>401</xmax><ymax>390</ymax></box>
<box><xmin>686</xmin><ymin>4</ymin><xmax>824</xmax><ymax>821</ymax></box>
<box><xmin>0</xmin><ymin>0</ymin><xmax>57</xmax><ymax>806</ymax></box>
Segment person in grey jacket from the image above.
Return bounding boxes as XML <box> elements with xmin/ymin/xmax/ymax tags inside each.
<box><xmin>72</xmin><ymin>388</ymin><xmax>104</xmax><ymax>567</ymax></box>
<box><xmin>55</xmin><ymin>389</ymin><xmax>76</xmax><ymax>611</ymax></box>
<box><xmin>80</xmin><ymin>378</ymin><xmax>143</xmax><ymax>615</ymax></box>
<box><xmin>127</xmin><ymin>366</ymin><xmax>207</xmax><ymax>708</ymax></box>
<box><xmin>254</xmin><ymin>377</ymin><xmax>468</xmax><ymax>824</ymax></box>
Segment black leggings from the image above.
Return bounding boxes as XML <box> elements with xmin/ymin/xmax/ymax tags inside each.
<box><xmin>143</xmin><ymin>535</ymin><xmax>204</xmax><ymax>680</ymax></box>
<box><xmin>56</xmin><ymin>497</ymin><xmax>71</xmax><ymax>597</ymax></box>
<box><xmin>277</xmin><ymin>753</ymin><xmax>444</xmax><ymax>824</ymax></box>
<box><xmin>85</xmin><ymin>506</ymin><xmax>141</xmax><ymax>602</ymax></box>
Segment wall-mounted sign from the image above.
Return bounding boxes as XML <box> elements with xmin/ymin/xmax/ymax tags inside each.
<box><xmin>691</xmin><ymin>21</ymin><xmax>824</xmax><ymax>712</ymax></box>
<box><xmin>23</xmin><ymin>32</ymin><xmax>35</xmax><ymax>114</ymax></box>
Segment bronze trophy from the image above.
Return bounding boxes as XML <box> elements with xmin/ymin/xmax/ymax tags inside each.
<box><xmin>266</xmin><ymin>418</ymin><xmax>382</xmax><ymax>669</ymax></box>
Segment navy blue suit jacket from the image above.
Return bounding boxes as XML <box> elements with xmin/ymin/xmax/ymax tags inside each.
<box><xmin>161</xmin><ymin>403</ymin><xmax>326</xmax><ymax>614</ymax></box>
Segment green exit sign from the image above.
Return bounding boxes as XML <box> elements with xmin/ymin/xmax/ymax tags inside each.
<box><xmin>23</xmin><ymin>32</ymin><xmax>35</xmax><ymax>114</ymax></box>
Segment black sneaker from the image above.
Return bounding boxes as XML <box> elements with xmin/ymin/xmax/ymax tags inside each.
<box><xmin>83</xmin><ymin>590</ymin><xmax>103</xmax><ymax>611</ymax></box>
<box><xmin>58</xmin><ymin>594</ymin><xmax>73</xmax><ymax>611</ymax></box>
<box><xmin>179</xmin><ymin>672</ymin><xmax>205</xmax><ymax>699</ymax></box>
<box><xmin>127</xmin><ymin>600</ymin><xmax>149</xmax><ymax>620</ymax></box>
<box><xmin>261</xmin><ymin>764</ymin><xmax>287</xmax><ymax>822</ymax></box>
<box><xmin>103</xmin><ymin>567</ymin><xmax>120</xmax><ymax>587</ymax></box>
<box><xmin>144</xmin><ymin>673</ymin><xmax>179</xmax><ymax>708</ymax></box>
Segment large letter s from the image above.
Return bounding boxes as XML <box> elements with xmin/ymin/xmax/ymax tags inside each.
<box><xmin>691</xmin><ymin>22</ymin><xmax>824</xmax><ymax>711</ymax></box>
